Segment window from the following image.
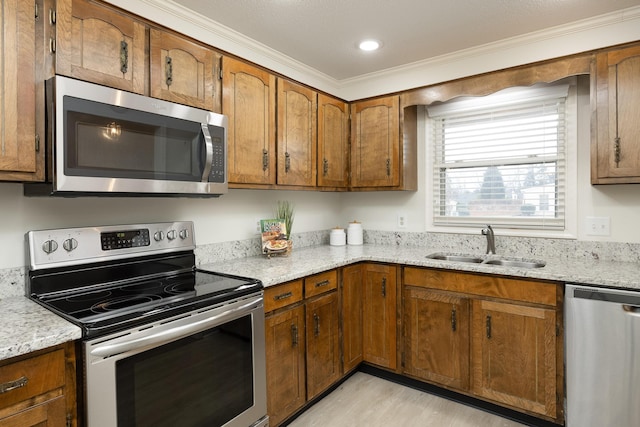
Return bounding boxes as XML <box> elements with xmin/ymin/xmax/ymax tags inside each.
<box><xmin>427</xmin><ymin>81</ymin><xmax>576</xmax><ymax>232</ymax></box>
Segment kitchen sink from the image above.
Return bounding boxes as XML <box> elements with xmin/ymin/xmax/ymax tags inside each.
<box><xmin>426</xmin><ymin>253</ymin><xmax>484</xmax><ymax>263</ymax></box>
<box><xmin>482</xmin><ymin>258</ymin><xmax>546</xmax><ymax>268</ymax></box>
<box><xmin>426</xmin><ymin>253</ymin><xmax>545</xmax><ymax>269</ymax></box>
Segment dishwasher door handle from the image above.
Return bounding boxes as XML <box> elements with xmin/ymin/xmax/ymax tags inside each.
<box><xmin>622</xmin><ymin>304</ymin><xmax>640</xmax><ymax>316</ymax></box>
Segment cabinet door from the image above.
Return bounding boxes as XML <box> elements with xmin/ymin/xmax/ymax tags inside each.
<box><xmin>0</xmin><ymin>396</ymin><xmax>66</xmax><ymax>427</ymax></box>
<box><xmin>471</xmin><ymin>299</ymin><xmax>556</xmax><ymax>418</ymax></box>
<box><xmin>265</xmin><ymin>305</ymin><xmax>305</xmax><ymax>427</ymax></box>
<box><xmin>593</xmin><ymin>44</ymin><xmax>640</xmax><ymax>183</ymax></box>
<box><xmin>222</xmin><ymin>56</ymin><xmax>276</xmax><ymax>185</ymax></box>
<box><xmin>342</xmin><ymin>264</ymin><xmax>363</xmax><ymax>372</ymax></box>
<box><xmin>362</xmin><ymin>264</ymin><xmax>397</xmax><ymax>369</ymax></box>
<box><xmin>318</xmin><ymin>94</ymin><xmax>349</xmax><ymax>188</ymax></box>
<box><xmin>56</xmin><ymin>0</ymin><xmax>146</xmax><ymax>94</ymax></box>
<box><xmin>404</xmin><ymin>287</ymin><xmax>469</xmax><ymax>390</ymax></box>
<box><xmin>150</xmin><ymin>28</ymin><xmax>220</xmax><ymax>112</ymax></box>
<box><xmin>0</xmin><ymin>0</ymin><xmax>39</xmax><ymax>181</ymax></box>
<box><xmin>351</xmin><ymin>96</ymin><xmax>399</xmax><ymax>188</ymax></box>
<box><xmin>306</xmin><ymin>292</ymin><xmax>340</xmax><ymax>400</ymax></box>
<box><xmin>277</xmin><ymin>79</ymin><xmax>317</xmax><ymax>187</ymax></box>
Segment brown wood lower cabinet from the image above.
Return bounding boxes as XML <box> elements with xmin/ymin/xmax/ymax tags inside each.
<box><xmin>0</xmin><ymin>343</ymin><xmax>76</xmax><ymax>427</ymax></box>
<box><xmin>403</xmin><ymin>267</ymin><xmax>563</xmax><ymax>423</ymax></box>
<box><xmin>264</xmin><ymin>270</ymin><xmax>340</xmax><ymax>426</ymax></box>
<box><xmin>362</xmin><ymin>263</ymin><xmax>397</xmax><ymax>369</ymax></box>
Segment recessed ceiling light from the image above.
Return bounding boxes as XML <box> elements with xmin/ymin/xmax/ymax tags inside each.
<box><xmin>359</xmin><ymin>40</ymin><xmax>381</xmax><ymax>51</ymax></box>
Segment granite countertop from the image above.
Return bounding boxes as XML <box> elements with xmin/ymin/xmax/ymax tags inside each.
<box><xmin>199</xmin><ymin>244</ymin><xmax>640</xmax><ymax>290</ymax></box>
<box><xmin>3</xmin><ymin>243</ymin><xmax>640</xmax><ymax>362</ymax></box>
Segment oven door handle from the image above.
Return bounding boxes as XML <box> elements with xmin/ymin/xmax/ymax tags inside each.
<box><xmin>90</xmin><ymin>297</ymin><xmax>261</xmax><ymax>358</ymax></box>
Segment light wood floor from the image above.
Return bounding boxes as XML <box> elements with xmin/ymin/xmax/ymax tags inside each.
<box><xmin>287</xmin><ymin>372</ymin><xmax>527</xmax><ymax>427</ymax></box>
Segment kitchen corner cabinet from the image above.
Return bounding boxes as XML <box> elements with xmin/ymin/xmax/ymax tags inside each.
<box><xmin>0</xmin><ymin>343</ymin><xmax>76</xmax><ymax>427</ymax></box>
<box><xmin>277</xmin><ymin>79</ymin><xmax>317</xmax><ymax>187</ymax></box>
<box><xmin>0</xmin><ymin>0</ymin><xmax>40</xmax><ymax>181</ymax></box>
<box><xmin>350</xmin><ymin>95</ymin><xmax>400</xmax><ymax>188</ymax></box>
<box><xmin>341</xmin><ymin>264</ymin><xmax>363</xmax><ymax>372</ymax></box>
<box><xmin>362</xmin><ymin>263</ymin><xmax>397</xmax><ymax>369</ymax></box>
<box><xmin>592</xmin><ymin>43</ymin><xmax>640</xmax><ymax>184</ymax></box>
<box><xmin>222</xmin><ymin>56</ymin><xmax>276</xmax><ymax>186</ymax></box>
<box><xmin>149</xmin><ymin>28</ymin><xmax>221</xmax><ymax>112</ymax></box>
<box><xmin>403</xmin><ymin>267</ymin><xmax>562</xmax><ymax>422</ymax></box>
<box><xmin>317</xmin><ymin>94</ymin><xmax>349</xmax><ymax>188</ymax></box>
<box><xmin>56</xmin><ymin>0</ymin><xmax>147</xmax><ymax>94</ymax></box>
<box><xmin>264</xmin><ymin>270</ymin><xmax>340</xmax><ymax>426</ymax></box>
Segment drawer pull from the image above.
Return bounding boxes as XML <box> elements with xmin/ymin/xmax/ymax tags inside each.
<box><xmin>0</xmin><ymin>376</ymin><xmax>28</xmax><ymax>394</ymax></box>
<box><xmin>315</xmin><ymin>280</ymin><xmax>330</xmax><ymax>288</ymax></box>
<box><xmin>274</xmin><ymin>291</ymin><xmax>293</xmax><ymax>301</ymax></box>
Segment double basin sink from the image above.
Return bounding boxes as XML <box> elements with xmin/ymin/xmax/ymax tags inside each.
<box><xmin>426</xmin><ymin>253</ymin><xmax>546</xmax><ymax>269</ymax></box>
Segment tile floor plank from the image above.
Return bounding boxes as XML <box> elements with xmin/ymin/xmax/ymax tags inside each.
<box><xmin>287</xmin><ymin>372</ymin><xmax>526</xmax><ymax>427</ymax></box>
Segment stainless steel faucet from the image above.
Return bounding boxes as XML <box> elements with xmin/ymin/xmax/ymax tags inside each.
<box><xmin>481</xmin><ymin>225</ymin><xmax>496</xmax><ymax>254</ymax></box>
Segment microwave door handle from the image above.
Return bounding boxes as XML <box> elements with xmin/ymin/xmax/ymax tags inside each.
<box><xmin>89</xmin><ymin>296</ymin><xmax>262</xmax><ymax>358</ymax></box>
<box><xmin>200</xmin><ymin>123</ymin><xmax>213</xmax><ymax>182</ymax></box>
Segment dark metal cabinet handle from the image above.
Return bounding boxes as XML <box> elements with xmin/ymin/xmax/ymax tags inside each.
<box><xmin>313</xmin><ymin>313</ymin><xmax>320</xmax><ymax>337</ymax></box>
<box><xmin>262</xmin><ymin>149</ymin><xmax>269</xmax><ymax>171</ymax></box>
<box><xmin>165</xmin><ymin>56</ymin><xmax>173</xmax><ymax>86</ymax></box>
<box><xmin>274</xmin><ymin>291</ymin><xmax>292</xmax><ymax>301</ymax></box>
<box><xmin>315</xmin><ymin>280</ymin><xmax>330</xmax><ymax>288</ymax></box>
<box><xmin>291</xmin><ymin>324</ymin><xmax>298</xmax><ymax>346</ymax></box>
<box><xmin>285</xmin><ymin>152</ymin><xmax>291</xmax><ymax>172</ymax></box>
<box><xmin>451</xmin><ymin>308</ymin><xmax>457</xmax><ymax>332</ymax></box>
<box><xmin>120</xmin><ymin>41</ymin><xmax>128</xmax><ymax>74</ymax></box>
<box><xmin>0</xmin><ymin>376</ymin><xmax>28</xmax><ymax>394</ymax></box>
<box><xmin>386</xmin><ymin>158</ymin><xmax>391</xmax><ymax>176</ymax></box>
<box><xmin>614</xmin><ymin>137</ymin><xmax>621</xmax><ymax>166</ymax></box>
<box><xmin>381</xmin><ymin>277</ymin><xmax>387</xmax><ymax>297</ymax></box>
<box><xmin>323</xmin><ymin>158</ymin><xmax>329</xmax><ymax>176</ymax></box>
<box><xmin>486</xmin><ymin>315</ymin><xmax>492</xmax><ymax>339</ymax></box>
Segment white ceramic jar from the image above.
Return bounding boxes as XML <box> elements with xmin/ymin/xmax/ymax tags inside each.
<box><xmin>329</xmin><ymin>227</ymin><xmax>346</xmax><ymax>246</ymax></box>
<box><xmin>347</xmin><ymin>221</ymin><xmax>363</xmax><ymax>245</ymax></box>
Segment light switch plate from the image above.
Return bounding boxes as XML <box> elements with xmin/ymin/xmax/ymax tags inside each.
<box><xmin>586</xmin><ymin>216</ymin><xmax>610</xmax><ymax>236</ymax></box>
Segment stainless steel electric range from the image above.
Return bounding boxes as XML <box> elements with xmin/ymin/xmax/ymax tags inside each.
<box><xmin>26</xmin><ymin>221</ymin><xmax>268</xmax><ymax>427</ymax></box>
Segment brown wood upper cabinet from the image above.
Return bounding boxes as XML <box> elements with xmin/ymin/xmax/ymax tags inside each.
<box><xmin>56</xmin><ymin>0</ymin><xmax>146</xmax><ymax>94</ymax></box>
<box><xmin>277</xmin><ymin>79</ymin><xmax>317</xmax><ymax>187</ymax></box>
<box><xmin>350</xmin><ymin>95</ymin><xmax>400</xmax><ymax>188</ymax></box>
<box><xmin>150</xmin><ymin>28</ymin><xmax>221</xmax><ymax>112</ymax></box>
<box><xmin>0</xmin><ymin>0</ymin><xmax>41</xmax><ymax>181</ymax></box>
<box><xmin>222</xmin><ymin>56</ymin><xmax>276</xmax><ymax>185</ymax></box>
<box><xmin>592</xmin><ymin>43</ymin><xmax>640</xmax><ymax>184</ymax></box>
<box><xmin>318</xmin><ymin>94</ymin><xmax>349</xmax><ymax>188</ymax></box>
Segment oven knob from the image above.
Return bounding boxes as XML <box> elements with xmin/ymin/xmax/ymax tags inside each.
<box><xmin>154</xmin><ymin>231</ymin><xmax>165</xmax><ymax>242</ymax></box>
<box><xmin>167</xmin><ymin>230</ymin><xmax>177</xmax><ymax>241</ymax></box>
<box><xmin>42</xmin><ymin>239</ymin><xmax>58</xmax><ymax>254</ymax></box>
<box><xmin>179</xmin><ymin>229</ymin><xmax>189</xmax><ymax>240</ymax></box>
<box><xmin>63</xmin><ymin>238</ymin><xmax>78</xmax><ymax>252</ymax></box>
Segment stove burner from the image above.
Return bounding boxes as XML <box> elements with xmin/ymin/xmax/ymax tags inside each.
<box><xmin>91</xmin><ymin>294</ymin><xmax>161</xmax><ymax>313</ymax></box>
<box><xmin>164</xmin><ymin>280</ymin><xmax>193</xmax><ymax>295</ymax></box>
<box><xmin>67</xmin><ymin>289</ymin><xmax>113</xmax><ymax>303</ymax></box>
<box><xmin>121</xmin><ymin>281</ymin><xmax>163</xmax><ymax>292</ymax></box>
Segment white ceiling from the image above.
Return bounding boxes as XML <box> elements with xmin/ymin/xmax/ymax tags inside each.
<box><xmin>171</xmin><ymin>0</ymin><xmax>640</xmax><ymax>80</ymax></box>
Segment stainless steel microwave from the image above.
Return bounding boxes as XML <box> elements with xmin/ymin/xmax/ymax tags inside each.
<box><xmin>24</xmin><ymin>75</ymin><xmax>228</xmax><ymax>197</ymax></box>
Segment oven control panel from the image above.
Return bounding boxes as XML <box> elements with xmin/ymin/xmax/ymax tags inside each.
<box><xmin>27</xmin><ymin>221</ymin><xmax>196</xmax><ymax>270</ymax></box>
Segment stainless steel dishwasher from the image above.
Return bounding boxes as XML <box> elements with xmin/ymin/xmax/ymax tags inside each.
<box><xmin>565</xmin><ymin>284</ymin><xmax>640</xmax><ymax>427</ymax></box>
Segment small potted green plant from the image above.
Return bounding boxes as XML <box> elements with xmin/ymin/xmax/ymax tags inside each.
<box><xmin>275</xmin><ymin>200</ymin><xmax>295</xmax><ymax>241</ymax></box>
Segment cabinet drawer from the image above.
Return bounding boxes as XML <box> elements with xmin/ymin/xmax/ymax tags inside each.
<box><xmin>0</xmin><ymin>349</ymin><xmax>65</xmax><ymax>409</ymax></box>
<box><xmin>304</xmin><ymin>270</ymin><xmax>338</xmax><ymax>299</ymax></box>
<box><xmin>404</xmin><ymin>267</ymin><xmax>557</xmax><ymax>306</ymax></box>
<box><xmin>264</xmin><ymin>280</ymin><xmax>303</xmax><ymax>313</ymax></box>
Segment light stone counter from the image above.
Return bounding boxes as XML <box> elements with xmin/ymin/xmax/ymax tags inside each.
<box><xmin>0</xmin><ymin>297</ymin><xmax>81</xmax><ymax>361</ymax></box>
<box><xmin>200</xmin><ymin>243</ymin><xmax>640</xmax><ymax>290</ymax></box>
<box><xmin>3</xmin><ymin>242</ymin><xmax>639</xmax><ymax>363</ymax></box>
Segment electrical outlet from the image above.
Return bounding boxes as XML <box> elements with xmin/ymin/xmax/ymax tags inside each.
<box><xmin>397</xmin><ymin>213</ymin><xmax>407</xmax><ymax>228</ymax></box>
<box><xmin>254</xmin><ymin>218</ymin><xmax>262</xmax><ymax>233</ymax></box>
<box><xmin>586</xmin><ymin>216</ymin><xmax>610</xmax><ymax>236</ymax></box>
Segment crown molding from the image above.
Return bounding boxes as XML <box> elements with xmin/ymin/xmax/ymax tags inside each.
<box><xmin>103</xmin><ymin>1</ymin><xmax>640</xmax><ymax>101</ymax></box>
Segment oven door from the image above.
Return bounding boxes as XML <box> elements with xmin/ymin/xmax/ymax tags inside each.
<box><xmin>84</xmin><ymin>294</ymin><xmax>267</xmax><ymax>427</ymax></box>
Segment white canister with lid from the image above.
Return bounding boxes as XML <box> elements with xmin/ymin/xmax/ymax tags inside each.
<box><xmin>329</xmin><ymin>227</ymin><xmax>346</xmax><ymax>246</ymax></box>
<box><xmin>347</xmin><ymin>221</ymin><xmax>363</xmax><ymax>245</ymax></box>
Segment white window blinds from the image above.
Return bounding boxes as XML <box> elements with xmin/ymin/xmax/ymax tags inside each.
<box><xmin>427</xmin><ymin>84</ymin><xmax>569</xmax><ymax>230</ymax></box>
